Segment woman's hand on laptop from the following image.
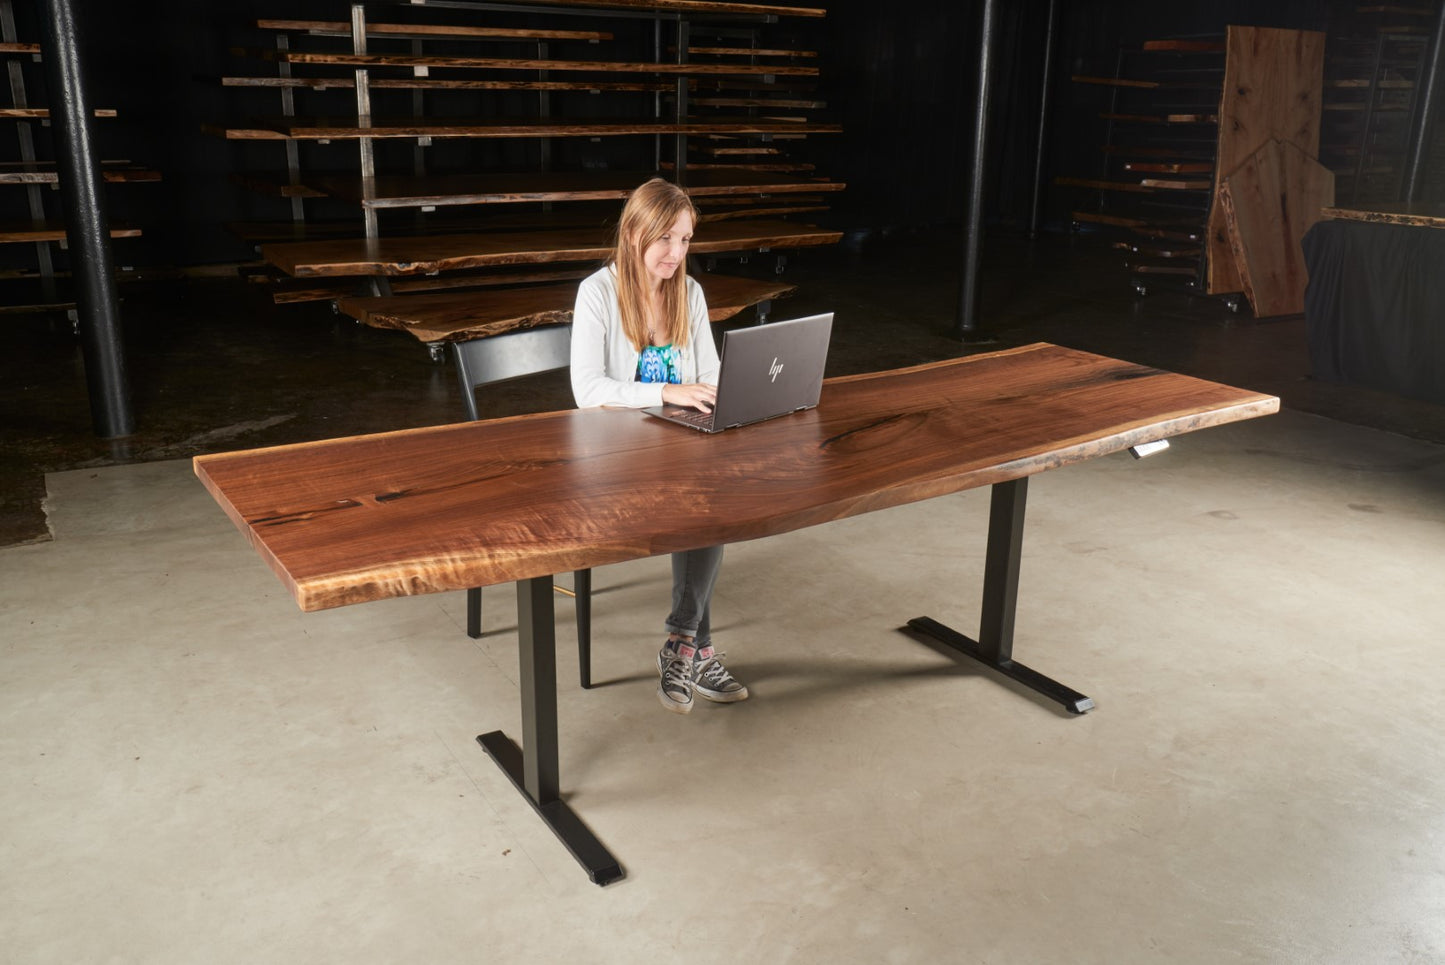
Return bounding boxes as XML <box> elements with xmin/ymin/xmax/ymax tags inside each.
<box><xmin>662</xmin><ymin>382</ymin><xmax>717</xmax><ymax>412</ymax></box>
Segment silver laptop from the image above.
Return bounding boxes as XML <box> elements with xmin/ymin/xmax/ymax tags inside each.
<box><xmin>642</xmin><ymin>312</ymin><xmax>834</xmax><ymax>433</ymax></box>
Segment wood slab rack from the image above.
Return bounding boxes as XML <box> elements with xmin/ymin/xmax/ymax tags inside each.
<box><xmin>1318</xmin><ymin>4</ymin><xmax>1433</xmax><ymax>204</ymax></box>
<box><xmin>1</xmin><ymin>0</ymin><xmax>159</xmax><ymax>317</ymax></box>
<box><xmin>215</xmin><ymin>0</ymin><xmax>843</xmax><ymax>357</ymax></box>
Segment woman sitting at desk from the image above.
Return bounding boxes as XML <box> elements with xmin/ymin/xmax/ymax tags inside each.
<box><xmin>570</xmin><ymin>177</ymin><xmax>749</xmax><ymax>716</ymax></box>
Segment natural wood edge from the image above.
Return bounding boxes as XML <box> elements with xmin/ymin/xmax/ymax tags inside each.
<box><xmin>222</xmin><ymin>76</ymin><xmax>672</xmax><ymax>93</ymax></box>
<box><xmin>237</xmin><ymin>48</ymin><xmax>821</xmax><ymax>77</ymax></box>
<box><xmin>255</xmin><ymin>19</ymin><xmax>613</xmax><ymax>42</ymax></box>
<box><xmin>1322</xmin><ymin>204</ymin><xmax>1445</xmax><ymax>228</ymax></box>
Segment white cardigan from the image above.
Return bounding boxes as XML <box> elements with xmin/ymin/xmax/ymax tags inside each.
<box><xmin>569</xmin><ymin>264</ymin><xmax>720</xmax><ymax>408</ymax></box>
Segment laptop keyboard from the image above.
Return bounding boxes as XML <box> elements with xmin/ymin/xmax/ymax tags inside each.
<box><xmin>672</xmin><ymin>407</ymin><xmax>715</xmax><ymax>429</ymax></box>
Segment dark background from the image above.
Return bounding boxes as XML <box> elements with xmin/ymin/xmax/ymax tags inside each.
<box><xmin>0</xmin><ymin>0</ymin><xmax>1384</xmax><ymax>271</ymax></box>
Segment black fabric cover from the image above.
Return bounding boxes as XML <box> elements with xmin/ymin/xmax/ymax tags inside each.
<box><xmin>1302</xmin><ymin>219</ymin><xmax>1445</xmax><ymax>403</ymax></box>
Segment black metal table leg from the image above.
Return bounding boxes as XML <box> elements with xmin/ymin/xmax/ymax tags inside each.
<box><xmin>477</xmin><ymin>575</ymin><xmax>624</xmax><ymax>885</ymax></box>
<box><xmin>908</xmin><ymin>477</ymin><xmax>1095</xmax><ymax>715</ymax></box>
<box><xmin>574</xmin><ymin>568</ymin><xmax>592</xmax><ymax>690</ymax></box>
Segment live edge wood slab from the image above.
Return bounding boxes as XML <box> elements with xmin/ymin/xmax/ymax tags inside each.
<box><xmin>194</xmin><ymin>343</ymin><xmax>1278</xmax><ymax>613</ymax></box>
<box><xmin>261</xmin><ymin>219</ymin><xmax>842</xmax><ymax>277</ymax></box>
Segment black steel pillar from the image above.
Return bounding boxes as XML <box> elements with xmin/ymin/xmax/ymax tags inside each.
<box><xmin>37</xmin><ymin>0</ymin><xmax>132</xmax><ymax>438</ymax></box>
<box><xmin>1403</xmin><ymin>0</ymin><xmax>1445</xmax><ymax>202</ymax></box>
<box><xmin>674</xmin><ymin>17</ymin><xmax>689</xmax><ymax>185</ymax></box>
<box><xmin>953</xmin><ymin>0</ymin><xmax>999</xmax><ymax>341</ymax></box>
<box><xmin>1028</xmin><ymin>0</ymin><xmax>1059</xmax><ymax>239</ymax></box>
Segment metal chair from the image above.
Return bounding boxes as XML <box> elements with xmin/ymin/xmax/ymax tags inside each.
<box><xmin>451</xmin><ymin>328</ymin><xmax>593</xmax><ymax>688</ymax></box>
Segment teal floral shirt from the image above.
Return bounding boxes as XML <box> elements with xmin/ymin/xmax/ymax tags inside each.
<box><xmin>637</xmin><ymin>344</ymin><xmax>683</xmax><ymax>384</ymax></box>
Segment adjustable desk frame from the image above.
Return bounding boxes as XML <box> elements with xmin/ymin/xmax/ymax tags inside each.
<box><xmin>481</xmin><ymin>474</ymin><xmax>1084</xmax><ymax>887</ymax></box>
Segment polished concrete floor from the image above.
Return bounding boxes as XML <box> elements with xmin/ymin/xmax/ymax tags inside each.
<box><xmin>3</xmin><ymin>230</ymin><xmax>1445</xmax><ymax>962</ymax></box>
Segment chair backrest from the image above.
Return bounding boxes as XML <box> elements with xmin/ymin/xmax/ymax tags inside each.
<box><xmin>450</xmin><ymin>325</ymin><xmax>574</xmax><ymax>421</ymax></box>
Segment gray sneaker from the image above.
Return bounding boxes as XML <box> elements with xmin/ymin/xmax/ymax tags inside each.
<box><xmin>692</xmin><ymin>645</ymin><xmax>749</xmax><ymax>703</ymax></box>
<box><xmin>657</xmin><ymin>643</ymin><xmax>696</xmax><ymax>714</ymax></box>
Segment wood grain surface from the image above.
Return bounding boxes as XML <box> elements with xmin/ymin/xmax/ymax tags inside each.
<box><xmin>0</xmin><ymin>108</ymin><xmax>116</xmax><ymax>119</ymax></box>
<box><xmin>1206</xmin><ymin>25</ymin><xmax>1324</xmax><ymax>295</ymax></box>
<box><xmin>0</xmin><ymin>161</ymin><xmax>159</xmax><ymax>184</ymax></box>
<box><xmin>262</xmin><ymin>219</ymin><xmax>843</xmax><ymax>277</ymax></box>
<box><xmin>1218</xmin><ymin>138</ymin><xmax>1333</xmax><ymax>316</ymax></box>
<box><xmin>194</xmin><ymin>344</ymin><xmax>1279</xmax><ymax>612</ymax></box>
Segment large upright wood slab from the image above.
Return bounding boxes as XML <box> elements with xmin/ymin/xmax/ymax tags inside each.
<box><xmin>194</xmin><ymin>344</ymin><xmax>1278</xmax><ymax>613</ymax></box>
<box><xmin>1206</xmin><ymin>25</ymin><xmax>1325</xmax><ymax>295</ymax></box>
<box><xmin>1219</xmin><ymin>138</ymin><xmax>1334</xmax><ymax>316</ymax></box>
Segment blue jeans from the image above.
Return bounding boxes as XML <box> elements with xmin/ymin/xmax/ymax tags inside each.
<box><xmin>665</xmin><ymin>545</ymin><xmax>723</xmax><ymax>646</ymax></box>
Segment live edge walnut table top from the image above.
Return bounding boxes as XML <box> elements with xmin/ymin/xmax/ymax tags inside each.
<box><xmin>194</xmin><ymin>343</ymin><xmax>1279</xmax><ymax>614</ymax></box>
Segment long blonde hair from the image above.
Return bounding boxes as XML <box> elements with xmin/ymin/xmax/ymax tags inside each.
<box><xmin>612</xmin><ymin>178</ymin><xmax>698</xmax><ymax>352</ymax></box>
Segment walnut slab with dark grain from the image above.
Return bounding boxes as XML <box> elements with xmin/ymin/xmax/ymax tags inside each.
<box><xmin>194</xmin><ymin>343</ymin><xmax>1279</xmax><ymax>613</ymax></box>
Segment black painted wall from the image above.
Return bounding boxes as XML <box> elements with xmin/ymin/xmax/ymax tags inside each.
<box><xmin>0</xmin><ymin>0</ymin><xmax>1364</xmax><ymax>269</ymax></box>
<box><xmin>817</xmin><ymin>0</ymin><xmax>1334</xmax><ymax>236</ymax></box>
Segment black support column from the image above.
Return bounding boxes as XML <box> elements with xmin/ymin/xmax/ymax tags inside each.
<box><xmin>1028</xmin><ymin>0</ymin><xmax>1059</xmax><ymax>240</ymax></box>
<box><xmin>953</xmin><ymin>0</ymin><xmax>999</xmax><ymax>341</ymax></box>
<box><xmin>1402</xmin><ymin>0</ymin><xmax>1445</xmax><ymax>202</ymax></box>
<box><xmin>908</xmin><ymin>478</ymin><xmax>1095</xmax><ymax>715</ymax></box>
<box><xmin>477</xmin><ymin>576</ymin><xmax>623</xmax><ymax>885</ymax></box>
<box><xmin>37</xmin><ymin>0</ymin><xmax>132</xmax><ymax>438</ymax></box>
